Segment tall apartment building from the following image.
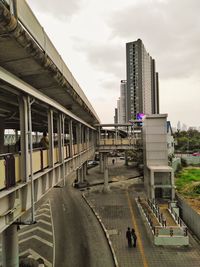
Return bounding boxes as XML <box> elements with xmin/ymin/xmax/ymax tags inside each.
<box><xmin>126</xmin><ymin>39</ymin><xmax>159</xmax><ymax>121</ymax></box>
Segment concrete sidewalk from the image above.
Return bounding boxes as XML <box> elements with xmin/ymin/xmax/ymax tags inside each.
<box><xmin>84</xmin><ymin>161</ymin><xmax>200</xmax><ymax>267</ymax></box>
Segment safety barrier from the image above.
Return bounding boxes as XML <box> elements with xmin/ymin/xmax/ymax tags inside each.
<box><xmin>0</xmin><ymin>143</ymin><xmax>88</xmax><ymax>191</ymax></box>
<box><xmin>98</xmin><ymin>138</ymin><xmax>139</xmax><ymax>146</ymax></box>
<box><xmin>153</xmin><ymin>226</ymin><xmax>188</xmax><ymax>237</ymax></box>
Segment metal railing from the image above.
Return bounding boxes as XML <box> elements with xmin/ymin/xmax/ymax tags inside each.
<box><xmin>168</xmin><ymin>202</ymin><xmax>187</xmax><ymax>228</ymax></box>
<box><xmin>153</xmin><ymin>226</ymin><xmax>188</xmax><ymax>237</ymax></box>
<box><xmin>98</xmin><ymin>138</ymin><xmax>140</xmax><ymax>146</ymax></box>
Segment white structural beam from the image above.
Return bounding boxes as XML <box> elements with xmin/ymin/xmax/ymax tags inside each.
<box><xmin>0</xmin><ymin>67</ymin><xmax>95</xmax><ymax>130</ymax></box>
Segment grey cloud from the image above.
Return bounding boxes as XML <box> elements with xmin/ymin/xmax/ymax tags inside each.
<box><xmin>27</xmin><ymin>0</ymin><xmax>82</xmax><ymax>20</ymax></box>
<box><xmin>108</xmin><ymin>0</ymin><xmax>200</xmax><ymax>79</ymax></box>
<box><xmin>72</xmin><ymin>37</ymin><xmax>125</xmax><ymax>78</ymax></box>
<box><xmin>99</xmin><ymin>80</ymin><xmax>120</xmax><ymax>93</ymax></box>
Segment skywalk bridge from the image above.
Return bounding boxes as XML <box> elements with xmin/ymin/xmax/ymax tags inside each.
<box><xmin>96</xmin><ymin>123</ymin><xmax>142</xmax><ymax>151</ymax></box>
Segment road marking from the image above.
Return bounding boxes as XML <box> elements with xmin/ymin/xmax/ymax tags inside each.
<box><xmin>49</xmin><ymin>199</ymin><xmax>56</xmax><ymax>267</ymax></box>
<box><xmin>19</xmin><ymin>248</ymin><xmax>52</xmax><ymax>267</ymax></box>
<box><xmin>19</xmin><ymin>226</ymin><xmax>53</xmax><ymax>237</ymax></box>
<box><xmin>126</xmin><ymin>191</ymin><xmax>149</xmax><ymax>267</ymax></box>
<box><xmin>35</xmin><ymin>214</ymin><xmax>51</xmax><ymax>219</ymax></box>
<box><xmin>41</xmin><ymin>203</ymin><xmax>50</xmax><ymax>208</ymax></box>
<box><xmin>36</xmin><ymin>219</ymin><xmax>51</xmax><ymax>227</ymax></box>
<box><xmin>19</xmin><ymin>235</ymin><xmax>53</xmax><ymax>248</ymax></box>
<box><xmin>36</xmin><ymin>208</ymin><xmax>50</xmax><ymax>214</ymax></box>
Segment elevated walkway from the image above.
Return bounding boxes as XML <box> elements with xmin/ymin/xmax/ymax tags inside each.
<box><xmin>96</xmin><ymin>123</ymin><xmax>142</xmax><ymax>152</ymax></box>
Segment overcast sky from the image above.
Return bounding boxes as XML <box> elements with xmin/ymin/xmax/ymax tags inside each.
<box><xmin>26</xmin><ymin>0</ymin><xmax>200</xmax><ymax>128</ymax></box>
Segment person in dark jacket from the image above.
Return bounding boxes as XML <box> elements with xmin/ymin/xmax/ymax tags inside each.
<box><xmin>131</xmin><ymin>228</ymin><xmax>137</xmax><ymax>247</ymax></box>
<box><xmin>126</xmin><ymin>227</ymin><xmax>132</xmax><ymax>247</ymax></box>
<box><xmin>40</xmin><ymin>131</ymin><xmax>49</xmax><ymax>149</ymax></box>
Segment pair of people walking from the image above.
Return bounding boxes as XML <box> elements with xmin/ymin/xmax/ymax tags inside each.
<box><xmin>126</xmin><ymin>227</ymin><xmax>137</xmax><ymax>248</ymax></box>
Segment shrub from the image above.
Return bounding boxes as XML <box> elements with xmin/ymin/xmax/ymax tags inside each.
<box><xmin>181</xmin><ymin>157</ymin><xmax>188</xmax><ymax>167</ymax></box>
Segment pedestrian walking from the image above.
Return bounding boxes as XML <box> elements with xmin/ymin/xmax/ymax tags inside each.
<box><xmin>131</xmin><ymin>228</ymin><xmax>137</xmax><ymax>247</ymax></box>
<box><xmin>162</xmin><ymin>214</ymin><xmax>167</xmax><ymax>227</ymax></box>
<box><xmin>126</xmin><ymin>227</ymin><xmax>132</xmax><ymax>247</ymax></box>
<box><xmin>112</xmin><ymin>158</ymin><xmax>115</xmax><ymax>165</ymax></box>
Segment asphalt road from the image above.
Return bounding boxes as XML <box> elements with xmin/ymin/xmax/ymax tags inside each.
<box><xmin>49</xmin><ymin>179</ymin><xmax>115</xmax><ymax>267</ymax></box>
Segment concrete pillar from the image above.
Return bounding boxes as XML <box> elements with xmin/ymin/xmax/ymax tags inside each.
<box><xmin>48</xmin><ymin>109</ymin><xmax>54</xmax><ymax>167</ymax></box>
<box><xmin>80</xmin><ymin>166</ymin><xmax>84</xmax><ymax>183</ymax></box>
<box><xmin>2</xmin><ymin>224</ymin><xmax>19</xmax><ymax>267</ymax></box>
<box><xmin>0</xmin><ymin>118</ymin><xmax>5</xmax><ymax>154</ymax></box>
<box><xmin>77</xmin><ymin>167</ymin><xmax>83</xmax><ymax>183</ymax></box>
<box><xmin>103</xmin><ymin>153</ymin><xmax>110</xmax><ymax>192</ymax></box>
<box><xmin>19</xmin><ymin>96</ymin><xmax>29</xmax><ymax>182</ymax></box>
<box><xmin>83</xmin><ymin>162</ymin><xmax>87</xmax><ymax>180</ymax></box>
<box><xmin>99</xmin><ymin>152</ymin><xmax>104</xmax><ymax>173</ymax></box>
<box><xmin>125</xmin><ymin>151</ymin><xmax>128</xmax><ymax>166</ymax></box>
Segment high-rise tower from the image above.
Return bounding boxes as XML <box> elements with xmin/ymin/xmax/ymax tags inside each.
<box><xmin>126</xmin><ymin>39</ymin><xmax>159</xmax><ymax>121</ymax></box>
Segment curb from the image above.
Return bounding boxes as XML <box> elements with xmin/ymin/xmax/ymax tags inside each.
<box><xmin>82</xmin><ymin>193</ymin><xmax>119</xmax><ymax>267</ymax></box>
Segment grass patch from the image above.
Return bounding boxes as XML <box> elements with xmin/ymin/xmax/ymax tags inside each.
<box><xmin>175</xmin><ymin>168</ymin><xmax>200</xmax><ymax>197</ymax></box>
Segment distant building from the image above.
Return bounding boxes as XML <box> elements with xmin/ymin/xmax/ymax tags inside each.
<box><xmin>177</xmin><ymin>121</ymin><xmax>181</xmax><ymax>131</ymax></box>
<box><xmin>119</xmin><ymin>80</ymin><xmax>127</xmax><ymax>124</ymax></box>
<box><xmin>114</xmin><ymin>108</ymin><xmax>118</xmax><ymax>123</ymax></box>
<box><xmin>126</xmin><ymin>39</ymin><xmax>159</xmax><ymax>121</ymax></box>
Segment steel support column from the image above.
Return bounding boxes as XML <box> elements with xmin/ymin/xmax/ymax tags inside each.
<box><xmin>0</xmin><ymin>118</ymin><xmax>4</xmax><ymax>154</ymax></box>
<box><xmin>48</xmin><ymin>109</ymin><xmax>54</xmax><ymax>167</ymax></box>
<box><xmin>57</xmin><ymin>114</ymin><xmax>62</xmax><ymax>163</ymax></box>
<box><xmin>62</xmin><ymin>114</ymin><xmax>66</xmax><ymax>186</ymax></box>
<box><xmin>103</xmin><ymin>153</ymin><xmax>110</xmax><ymax>192</ymax></box>
<box><xmin>78</xmin><ymin>123</ymin><xmax>82</xmax><ymax>153</ymax></box>
<box><xmin>86</xmin><ymin>128</ymin><xmax>89</xmax><ymax>149</ymax></box>
<box><xmin>69</xmin><ymin>119</ymin><xmax>73</xmax><ymax>158</ymax></box>
<box><xmin>19</xmin><ymin>96</ymin><xmax>29</xmax><ymax>182</ymax></box>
